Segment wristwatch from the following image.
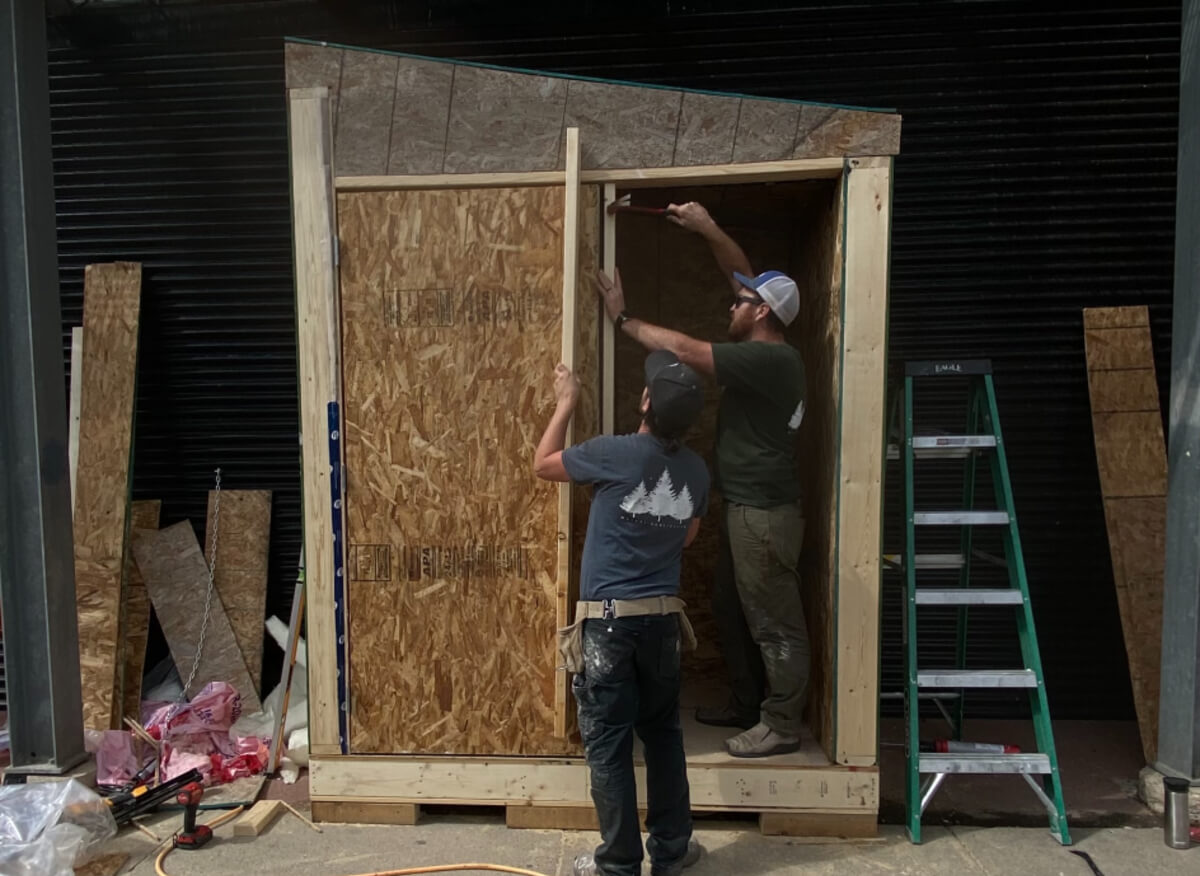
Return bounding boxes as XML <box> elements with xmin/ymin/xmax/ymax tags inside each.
<box><xmin>615</xmin><ymin>312</ymin><xmax>630</xmax><ymax>329</ymax></box>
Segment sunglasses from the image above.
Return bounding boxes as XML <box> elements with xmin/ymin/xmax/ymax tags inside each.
<box><xmin>732</xmin><ymin>294</ymin><xmax>763</xmax><ymax>309</ymax></box>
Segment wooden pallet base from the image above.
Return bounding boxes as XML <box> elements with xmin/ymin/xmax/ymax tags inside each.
<box><xmin>310</xmin><ymin>799</ymin><xmax>877</xmax><ymax>837</ymax></box>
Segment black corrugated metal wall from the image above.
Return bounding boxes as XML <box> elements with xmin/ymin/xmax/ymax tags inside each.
<box><xmin>46</xmin><ymin>0</ymin><xmax>1180</xmax><ymax>717</ymax></box>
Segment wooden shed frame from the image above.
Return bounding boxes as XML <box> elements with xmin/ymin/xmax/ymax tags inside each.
<box><xmin>288</xmin><ymin>42</ymin><xmax>896</xmax><ymax>834</ymax></box>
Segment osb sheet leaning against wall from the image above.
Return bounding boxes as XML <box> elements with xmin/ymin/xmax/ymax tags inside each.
<box><xmin>74</xmin><ymin>261</ymin><xmax>141</xmax><ymax>731</ymax></box>
<box><xmin>120</xmin><ymin>499</ymin><xmax>162</xmax><ymax>722</ymax></box>
<box><xmin>133</xmin><ymin>521</ymin><xmax>262</xmax><ymax>713</ymax></box>
<box><xmin>206</xmin><ymin>490</ymin><xmax>272</xmax><ymax>695</ymax></box>
<box><xmin>612</xmin><ymin>182</ymin><xmax>842</xmax><ymax>757</ymax></box>
<box><xmin>1083</xmin><ymin>305</ymin><xmax>1165</xmax><ymax>763</ymax></box>
<box><xmin>339</xmin><ymin>185</ymin><xmax>599</xmax><ymax>755</ymax></box>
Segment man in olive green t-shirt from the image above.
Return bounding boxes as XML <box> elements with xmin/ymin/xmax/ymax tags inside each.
<box><xmin>594</xmin><ymin>201</ymin><xmax>809</xmax><ymax>758</ymax></box>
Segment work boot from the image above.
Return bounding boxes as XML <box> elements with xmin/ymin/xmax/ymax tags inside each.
<box><xmin>651</xmin><ymin>837</ymin><xmax>704</xmax><ymax>875</ymax></box>
<box><xmin>695</xmin><ymin>704</ymin><xmax>756</xmax><ymax>730</ymax></box>
<box><xmin>725</xmin><ymin>722</ymin><xmax>801</xmax><ymax>758</ymax></box>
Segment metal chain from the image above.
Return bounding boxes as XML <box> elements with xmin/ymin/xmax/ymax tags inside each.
<box><xmin>181</xmin><ymin>467</ymin><xmax>221</xmax><ymax>699</ymax></box>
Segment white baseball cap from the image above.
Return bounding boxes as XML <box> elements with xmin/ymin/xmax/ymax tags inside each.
<box><xmin>733</xmin><ymin>270</ymin><xmax>800</xmax><ymax>327</ymax></box>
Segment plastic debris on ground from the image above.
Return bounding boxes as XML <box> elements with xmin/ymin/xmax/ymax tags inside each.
<box><xmin>0</xmin><ymin>779</ymin><xmax>117</xmax><ymax>876</ymax></box>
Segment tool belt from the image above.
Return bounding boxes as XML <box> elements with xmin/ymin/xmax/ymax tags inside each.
<box><xmin>556</xmin><ymin>596</ymin><xmax>697</xmax><ymax>675</ymax></box>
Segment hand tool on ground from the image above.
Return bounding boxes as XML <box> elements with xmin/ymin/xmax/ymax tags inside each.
<box><xmin>172</xmin><ymin>781</ymin><xmax>213</xmax><ymax>851</ymax></box>
<box><xmin>104</xmin><ymin>768</ymin><xmax>204</xmax><ymax>826</ymax></box>
<box><xmin>605</xmin><ymin>193</ymin><xmax>668</xmax><ymax>216</ymax></box>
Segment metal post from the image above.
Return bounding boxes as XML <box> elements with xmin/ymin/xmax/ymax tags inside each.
<box><xmin>0</xmin><ymin>0</ymin><xmax>86</xmax><ymax>774</ymax></box>
<box><xmin>1157</xmin><ymin>0</ymin><xmax>1200</xmax><ymax>783</ymax></box>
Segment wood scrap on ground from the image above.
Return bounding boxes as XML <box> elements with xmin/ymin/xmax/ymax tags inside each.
<box><xmin>132</xmin><ymin>521</ymin><xmax>262</xmax><ymax>714</ymax></box>
<box><xmin>1083</xmin><ymin>305</ymin><xmax>1166</xmax><ymax>763</ymax></box>
<box><xmin>206</xmin><ymin>489</ymin><xmax>272</xmax><ymax>695</ymax></box>
<box><xmin>120</xmin><ymin>500</ymin><xmax>162</xmax><ymax>723</ymax></box>
<box><xmin>73</xmin><ymin>852</ymin><xmax>129</xmax><ymax>876</ymax></box>
<box><xmin>233</xmin><ymin>799</ymin><xmax>284</xmax><ymax>836</ymax></box>
<box><xmin>73</xmin><ymin>262</ymin><xmax>142</xmax><ymax>731</ymax></box>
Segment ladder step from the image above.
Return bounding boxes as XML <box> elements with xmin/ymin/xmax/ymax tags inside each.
<box><xmin>879</xmin><ymin>691</ymin><xmax>961</xmax><ymax>701</ymax></box>
<box><xmin>888</xmin><ymin>435</ymin><xmax>998</xmax><ymax>461</ymax></box>
<box><xmin>915</xmin><ymin>588</ymin><xmax>1025</xmax><ymax>606</ymax></box>
<box><xmin>918</xmin><ymin>669</ymin><xmax>1038</xmax><ymax>689</ymax></box>
<box><xmin>883</xmin><ymin>553</ymin><xmax>965</xmax><ymax>570</ymax></box>
<box><xmin>914</xmin><ymin>511</ymin><xmax>1009</xmax><ymax>526</ymax></box>
<box><xmin>905</xmin><ymin>359</ymin><xmax>993</xmax><ymax>378</ymax></box>
<box><xmin>919</xmin><ymin>752</ymin><xmax>1051</xmax><ymax>775</ymax></box>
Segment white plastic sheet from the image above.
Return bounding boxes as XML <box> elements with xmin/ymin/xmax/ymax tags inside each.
<box><xmin>0</xmin><ymin>780</ymin><xmax>117</xmax><ymax>876</ymax></box>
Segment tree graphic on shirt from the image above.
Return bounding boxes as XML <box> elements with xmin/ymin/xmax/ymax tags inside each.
<box><xmin>674</xmin><ymin>484</ymin><xmax>695</xmax><ymax>521</ymax></box>
<box><xmin>648</xmin><ymin>470</ymin><xmax>676</xmax><ymax>518</ymax></box>
<box><xmin>620</xmin><ymin>481</ymin><xmax>651</xmax><ymax>515</ymax></box>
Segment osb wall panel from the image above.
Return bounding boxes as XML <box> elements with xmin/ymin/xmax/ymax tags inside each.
<box><xmin>613</xmin><ymin>182</ymin><xmax>842</xmax><ymax>745</ymax></box>
<box><xmin>133</xmin><ymin>521</ymin><xmax>262</xmax><ymax>713</ymax></box>
<box><xmin>1083</xmin><ymin>305</ymin><xmax>1165</xmax><ymax>763</ymax></box>
<box><xmin>339</xmin><ymin>185</ymin><xmax>599</xmax><ymax>755</ymax></box>
<box><xmin>120</xmin><ymin>499</ymin><xmax>161</xmax><ymax>722</ymax></box>
<box><xmin>206</xmin><ymin>490</ymin><xmax>272</xmax><ymax>695</ymax></box>
<box><xmin>285</xmin><ymin>41</ymin><xmax>901</xmax><ymax>178</ymax></box>
<box><xmin>74</xmin><ymin>261</ymin><xmax>141</xmax><ymax>731</ymax></box>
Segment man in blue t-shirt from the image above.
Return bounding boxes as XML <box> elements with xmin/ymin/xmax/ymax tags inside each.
<box><xmin>534</xmin><ymin>351</ymin><xmax>710</xmax><ymax>876</ymax></box>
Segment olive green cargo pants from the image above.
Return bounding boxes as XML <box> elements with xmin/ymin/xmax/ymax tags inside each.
<box><xmin>712</xmin><ymin>500</ymin><xmax>810</xmax><ymax>737</ymax></box>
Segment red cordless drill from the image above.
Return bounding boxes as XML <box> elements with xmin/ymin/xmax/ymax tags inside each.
<box><xmin>173</xmin><ymin>781</ymin><xmax>212</xmax><ymax>850</ymax></box>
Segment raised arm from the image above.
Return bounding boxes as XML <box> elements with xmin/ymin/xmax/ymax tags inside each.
<box><xmin>593</xmin><ymin>269</ymin><xmax>715</xmax><ymax>377</ymax></box>
<box><xmin>533</xmin><ymin>364</ymin><xmax>579</xmax><ymax>483</ymax></box>
<box><xmin>666</xmin><ymin>201</ymin><xmax>753</xmax><ymax>293</ymax></box>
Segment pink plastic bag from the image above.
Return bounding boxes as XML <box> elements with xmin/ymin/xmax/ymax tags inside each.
<box><xmin>144</xmin><ymin>682</ymin><xmax>267</xmax><ymax>785</ymax></box>
<box><xmin>84</xmin><ymin>730</ymin><xmax>145</xmax><ymax>786</ymax></box>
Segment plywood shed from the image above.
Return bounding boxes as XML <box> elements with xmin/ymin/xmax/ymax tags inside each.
<box><xmin>288</xmin><ymin>39</ymin><xmax>899</xmax><ymax>836</ymax></box>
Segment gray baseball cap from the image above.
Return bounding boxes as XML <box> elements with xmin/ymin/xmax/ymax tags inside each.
<box><xmin>645</xmin><ymin>350</ymin><xmax>704</xmax><ymax>435</ymax></box>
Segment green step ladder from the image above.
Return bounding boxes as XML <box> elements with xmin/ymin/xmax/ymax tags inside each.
<box><xmin>891</xmin><ymin>359</ymin><xmax>1070</xmax><ymax>845</ymax></box>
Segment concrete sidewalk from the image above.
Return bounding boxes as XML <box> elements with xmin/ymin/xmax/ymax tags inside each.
<box><xmin>105</xmin><ymin>807</ymin><xmax>1198</xmax><ymax>876</ymax></box>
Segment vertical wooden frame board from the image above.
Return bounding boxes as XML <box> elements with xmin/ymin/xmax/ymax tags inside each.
<box><xmin>792</xmin><ymin>176</ymin><xmax>845</xmax><ymax>758</ymax></box>
<box><xmin>69</xmin><ymin>326</ymin><xmax>83</xmax><ymax>514</ymax></box>
<box><xmin>554</xmin><ymin>128</ymin><xmax>582</xmax><ymax>737</ymax></box>
<box><xmin>337</xmin><ymin>182</ymin><xmax>597</xmax><ymax>756</ymax></box>
<box><xmin>74</xmin><ymin>261</ymin><xmax>141</xmax><ymax>731</ymax></box>
<box><xmin>602</xmin><ymin>183</ymin><xmax>617</xmax><ymax>435</ymax></box>
<box><xmin>289</xmin><ymin>87</ymin><xmax>344</xmax><ymax>755</ymax></box>
<box><xmin>207</xmin><ymin>490</ymin><xmax>273</xmax><ymax>694</ymax></box>
<box><xmin>120</xmin><ymin>499</ymin><xmax>161</xmax><ymax>722</ymax></box>
<box><xmin>1082</xmin><ymin>305</ymin><xmax>1165</xmax><ymax>762</ymax></box>
<box><xmin>834</xmin><ymin>159</ymin><xmax>892</xmax><ymax>766</ymax></box>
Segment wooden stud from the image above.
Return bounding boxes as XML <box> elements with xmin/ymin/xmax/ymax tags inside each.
<box><xmin>310</xmin><ymin>755</ymin><xmax>878</xmax><ymax>812</ymax></box>
<box><xmin>758</xmin><ymin>811</ymin><xmax>878</xmax><ymax>838</ymax></box>
<box><xmin>74</xmin><ymin>262</ymin><xmax>141</xmax><ymax>731</ymax></box>
<box><xmin>288</xmin><ymin>87</ymin><xmax>344</xmax><ymax>754</ymax></box>
<box><xmin>68</xmin><ymin>325</ymin><xmax>82</xmax><ymax>514</ymax></box>
<box><xmin>506</xmin><ymin>805</ymin><xmax>601</xmax><ymax>830</ymax></box>
<box><xmin>232</xmin><ymin>800</ymin><xmax>285</xmax><ymax>836</ymax></box>
<box><xmin>601</xmin><ymin>183</ymin><xmax>616</xmax><ymax>435</ymax></box>
<box><xmin>335</xmin><ymin>157</ymin><xmax>846</xmax><ymax>192</ymax></box>
<box><xmin>834</xmin><ymin>160</ymin><xmax>893</xmax><ymax>766</ymax></box>
<box><xmin>311</xmin><ymin>800</ymin><xmax>420</xmax><ymax>825</ymax></box>
<box><xmin>555</xmin><ymin>127</ymin><xmax>582</xmax><ymax>739</ymax></box>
